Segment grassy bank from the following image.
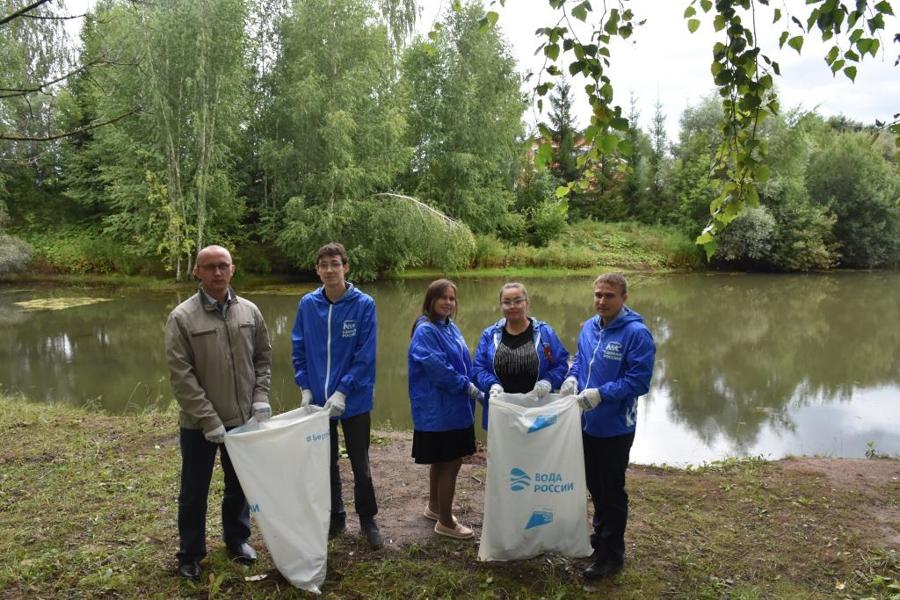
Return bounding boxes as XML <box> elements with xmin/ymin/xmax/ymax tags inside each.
<box><xmin>469</xmin><ymin>221</ymin><xmax>703</xmax><ymax>272</ymax></box>
<box><xmin>16</xmin><ymin>220</ymin><xmax>703</xmax><ymax>287</ymax></box>
<box><xmin>1</xmin><ymin>396</ymin><xmax>898</xmax><ymax>599</ymax></box>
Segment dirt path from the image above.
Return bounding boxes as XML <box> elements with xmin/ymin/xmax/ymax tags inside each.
<box><xmin>336</xmin><ymin>431</ymin><xmax>900</xmax><ymax>551</ymax></box>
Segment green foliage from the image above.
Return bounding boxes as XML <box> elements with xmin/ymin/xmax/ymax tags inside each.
<box><xmin>0</xmin><ymin>233</ymin><xmax>32</xmax><ymax>275</ymax></box>
<box><xmin>713</xmin><ymin>206</ymin><xmax>776</xmax><ymax>266</ymax></box>
<box><xmin>544</xmin><ymin>78</ymin><xmax>580</xmax><ymax>184</ymax></box>
<box><xmin>473</xmin><ymin>220</ymin><xmax>702</xmax><ymax>271</ymax></box>
<box><xmin>25</xmin><ymin>225</ymin><xmax>157</xmax><ymax>275</ymax></box>
<box><xmin>402</xmin><ymin>1</ymin><xmax>524</xmax><ymax>233</ymax></box>
<box><xmin>59</xmin><ymin>0</ymin><xmax>251</xmax><ymax>279</ymax></box>
<box><xmin>528</xmin><ymin>198</ymin><xmax>569</xmax><ymax>248</ymax></box>
<box><xmin>276</xmin><ymin>195</ymin><xmax>475</xmax><ymax>281</ymax></box>
<box><xmin>260</xmin><ymin>0</ymin><xmax>409</xmax><ymax>214</ymax></box>
<box><xmin>806</xmin><ymin>133</ymin><xmax>900</xmax><ymax>268</ymax></box>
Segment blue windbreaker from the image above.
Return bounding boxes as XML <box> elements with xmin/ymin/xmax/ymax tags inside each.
<box><xmin>407</xmin><ymin>316</ymin><xmax>476</xmax><ymax>432</ymax></box>
<box><xmin>291</xmin><ymin>284</ymin><xmax>376</xmax><ymax>420</ymax></box>
<box><xmin>472</xmin><ymin>317</ymin><xmax>570</xmax><ymax>429</ymax></box>
<box><xmin>568</xmin><ymin>307</ymin><xmax>655</xmax><ymax>438</ymax></box>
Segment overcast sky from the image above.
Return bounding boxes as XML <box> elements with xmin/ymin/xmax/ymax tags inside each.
<box><xmin>419</xmin><ymin>1</ymin><xmax>900</xmax><ymax>140</ymax></box>
<box><xmin>61</xmin><ymin>0</ymin><xmax>898</xmax><ymax>141</ymax></box>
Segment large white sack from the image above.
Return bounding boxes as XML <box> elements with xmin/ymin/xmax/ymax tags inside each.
<box><xmin>478</xmin><ymin>392</ymin><xmax>593</xmax><ymax>561</ymax></box>
<box><xmin>225</xmin><ymin>406</ymin><xmax>331</xmax><ymax>594</ymax></box>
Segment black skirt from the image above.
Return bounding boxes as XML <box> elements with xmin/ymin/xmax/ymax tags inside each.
<box><xmin>412</xmin><ymin>426</ymin><xmax>476</xmax><ymax>464</ymax></box>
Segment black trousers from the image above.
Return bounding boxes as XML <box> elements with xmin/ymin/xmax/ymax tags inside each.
<box><xmin>176</xmin><ymin>427</ymin><xmax>250</xmax><ymax>564</ymax></box>
<box><xmin>583</xmin><ymin>431</ymin><xmax>635</xmax><ymax>565</ymax></box>
<box><xmin>329</xmin><ymin>412</ymin><xmax>378</xmax><ymax>522</ymax></box>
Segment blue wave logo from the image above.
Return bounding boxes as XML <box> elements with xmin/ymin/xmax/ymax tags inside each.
<box><xmin>527</xmin><ymin>413</ymin><xmax>558</xmax><ymax>433</ymax></box>
<box><xmin>509</xmin><ymin>467</ymin><xmax>531</xmax><ymax>491</ymax></box>
<box><xmin>525</xmin><ymin>510</ymin><xmax>553</xmax><ymax>529</ymax></box>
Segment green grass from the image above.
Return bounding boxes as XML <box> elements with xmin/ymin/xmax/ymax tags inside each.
<box><xmin>1</xmin><ymin>395</ymin><xmax>898</xmax><ymax>598</ymax></box>
<box><xmin>11</xmin><ymin>220</ymin><xmax>704</xmax><ymax>288</ymax></box>
<box><xmin>471</xmin><ymin>221</ymin><xmax>704</xmax><ymax>272</ymax></box>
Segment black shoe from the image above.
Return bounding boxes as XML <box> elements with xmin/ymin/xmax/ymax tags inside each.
<box><xmin>177</xmin><ymin>561</ymin><xmax>201</xmax><ymax>580</ymax></box>
<box><xmin>361</xmin><ymin>519</ymin><xmax>384</xmax><ymax>550</ymax></box>
<box><xmin>227</xmin><ymin>542</ymin><xmax>257</xmax><ymax>564</ymax></box>
<box><xmin>329</xmin><ymin>514</ymin><xmax>347</xmax><ymax>538</ymax></box>
<box><xmin>584</xmin><ymin>558</ymin><xmax>623</xmax><ymax>581</ymax></box>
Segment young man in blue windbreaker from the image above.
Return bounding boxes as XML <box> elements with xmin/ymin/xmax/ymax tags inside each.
<box><xmin>561</xmin><ymin>273</ymin><xmax>656</xmax><ymax>581</ymax></box>
<box><xmin>291</xmin><ymin>242</ymin><xmax>383</xmax><ymax>549</ymax></box>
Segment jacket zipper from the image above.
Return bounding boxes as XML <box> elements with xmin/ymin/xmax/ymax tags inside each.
<box><xmin>586</xmin><ymin>319</ymin><xmax>603</xmax><ymax>385</ymax></box>
<box><xmin>224</xmin><ymin>306</ymin><xmax>245</xmax><ymax>424</ymax></box>
<box><xmin>324</xmin><ymin>303</ymin><xmax>333</xmax><ymax>396</ymax></box>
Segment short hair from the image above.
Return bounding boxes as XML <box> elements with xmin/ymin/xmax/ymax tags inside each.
<box><xmin>594</xmin><ymin>273</ymin><xmax>627</xmax><ymax>296</ymax></box>
<box><xmin>316</xmin><ymin>242</ymin><xmax>348</xmax><ymax>265</ymax></box>
<box><xmin>411</xmin><ymin>278</ymin><xmax>458</xmax><ymax>337</ymax></box>
<box><xmin>498</xmin><ymin>282</ymin><xmax>528</xmax><ymax>302</ymax></box>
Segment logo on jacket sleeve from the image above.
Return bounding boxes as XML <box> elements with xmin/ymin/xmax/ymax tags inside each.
<box><xmin>603</xmin><ymin>341</ymin><xmax>623</xmax><ymax>361</ymax></box>
<box><xmin>341</xmin><ymin>320</ymin><xmax>357</xmax><ymax>338</ymax></box>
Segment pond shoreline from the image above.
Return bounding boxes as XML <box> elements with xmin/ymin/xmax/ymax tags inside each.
<box><xmin>2</xmin><ymin>396</ymin><xmax>898</xmax><ymax>598</ymax></box>
<box><xmin>1</xmin><ymin>263</ymin><xmax>681</xmax><ymax>291</ymax></box>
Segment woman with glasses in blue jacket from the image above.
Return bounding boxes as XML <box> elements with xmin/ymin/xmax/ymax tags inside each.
<box><xmin>472</xmin><ymin>282</ymin><xmax>570</xmax><ymax>429</ymax></box>
<box><xmin>408</xmin><ymin>279</ymin><xmax>484</xmax><ymax>540</ymax></box>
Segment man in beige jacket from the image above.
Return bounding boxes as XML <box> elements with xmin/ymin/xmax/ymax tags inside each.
<box><xmin>165</xmin><ymin>245</ymin><xmax>272</xmax><ymax>580</ymax></box>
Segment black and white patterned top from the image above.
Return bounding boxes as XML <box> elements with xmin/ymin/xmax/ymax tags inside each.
<box><xmin>493</xmin><ymin>322</ymin><xmax>539</xmax><ymax>393</ymax></box>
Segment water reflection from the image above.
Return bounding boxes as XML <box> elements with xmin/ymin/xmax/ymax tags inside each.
<box><xmin>0</xmin><ymin>272</ymin><xmax>897</xmax><ymax>464</ymax></box>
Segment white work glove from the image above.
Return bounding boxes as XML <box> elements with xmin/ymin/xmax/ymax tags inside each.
<box><xmin>323</xmin><ymin>391</ymin><xmax>346</xmax><ymax>417</ymax></box>
<box><xmin>300</xmin><ymin>388</ymin><xmax>313</xmax><ymax>407</ymax></box>
<box><xmin>467</xmin><ymin>382</ymin><xmax>485</xmax><ymax>403</ymax></box>
<box><xmin>533</xmin><ymin>379</ymin><xmax>552</xmax><ymax>398</ymax></box>
<box><xmin>576</xmin><ymin>388</ymin><xmax>601</xmax><ymax>411</ymax></box>
<box><xmin>489</xmin><ymin>384</ymin><xmax>503</xmax><ymax>400</ymax></box>
<box><xmin>204</xmin><ymin>424</ymin><xmax>226</xmax><ymax>444</ymax></box>
<box><xmin>252</xmin><ymin>402</ymin><xmax>271</xmax><ymax>422</ymax></box>
<box><xmin>560</xmin><ymin>377</ymin><xmax>578</xmax><ymax>397</ymax></box>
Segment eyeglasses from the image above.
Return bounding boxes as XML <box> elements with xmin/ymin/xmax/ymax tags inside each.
<box><xmin>317</xmin><ymin>260</ymin><xmax>345</xmax><ymax>270</ymax></box>
<box><xmin>198</xmin><ymin>262</ymin><xmax>232</xmax><ymax>273</ymax></box>
<box><xmin>500</xmin><ymin>297</ymin><xmax>527</xmax><ymax>308</ymax></box>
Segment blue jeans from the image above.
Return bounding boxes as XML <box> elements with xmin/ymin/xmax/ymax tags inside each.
<box><xmin>176</xmin><ymin>427</ymin><xmax>250</xmax><ymax>564</ymax></box>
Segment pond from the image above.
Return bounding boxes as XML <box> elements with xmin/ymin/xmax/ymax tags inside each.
<box><xmin>1</xmin><ymin>272</ymin><xmax>897</xmax><ymax>465</ymax></box>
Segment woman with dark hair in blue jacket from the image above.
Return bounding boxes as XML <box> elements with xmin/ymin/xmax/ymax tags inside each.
<box><xmin>472</xmin><ymin>282</ymin><xmax>570</xmax><ymax>429</ymax></box>
<box><xmin>408</xmin><ymin>278</ymin><xmax>484</xmax><ymax>540</ymax></box>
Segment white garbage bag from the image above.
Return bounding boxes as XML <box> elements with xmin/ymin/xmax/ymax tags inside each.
<box><xmin>225</xmin><ymin>406</ymin><xmax>331</xmax><ymax>593</ymax></box>
<box><xmin>478</xmin><ymin>392</ymin><xmax>593</xmax><ymax>561</ymax></box>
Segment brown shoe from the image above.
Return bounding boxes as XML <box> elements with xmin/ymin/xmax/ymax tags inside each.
<box><xmin>434</xmin><ymin>520</ymin><xmax>474</xmax><ymax>540</ymax></box>
<box><xmin>423</xmin><ymin>506</ymin><xmax>439</xmax><ymax>521</ymax></box>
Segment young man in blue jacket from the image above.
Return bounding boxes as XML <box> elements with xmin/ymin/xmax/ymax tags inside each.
<box><xmin>561</xmin><ymin>273</ymin><xmax>656</xmax><ymax>581</ymax></box>
<box><xmin>291</xmin><ymin>242</ymin><xmax>382</xmax><ymax>549</ymax></box>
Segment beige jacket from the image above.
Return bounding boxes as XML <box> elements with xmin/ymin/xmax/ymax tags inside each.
<box><xmin>165</xmin><ymin>289</ymin><xmax>272</xmax><ymax>433</ymax></box>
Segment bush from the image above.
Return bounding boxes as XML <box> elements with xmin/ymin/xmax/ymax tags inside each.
<box><xmin>806</xmin><ymin>133</ymin><xmax>900</xmax><ymax>268</ymax></box>
<box><xmin>25</xmin><ymin>226</ymin><xmax>159</xmax><ymax>275</ymax></box>
<box><xmin>527</xmin><ymin>198</ymin><xmax>568</xmax><ymax>247</ymax></box>
<box><xmin>276</xmin><ymin>196</ymin><xmax>476</xmax><ymax>281</ymax></box>
<box><xmin>0</xmin><ymin>234</ymin><xmax>32</xmax><ymax>275</ymax></box>
<box><xmin>714</xmin><ymin>206</ymin><xmax>776</xmax><ymax>266</ymax></box>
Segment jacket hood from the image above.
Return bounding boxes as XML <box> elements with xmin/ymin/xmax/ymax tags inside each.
<box><xmin>311</xmin><ymin>283</ymin><xmax>361</xmax><ymax>305</ymax></box>
<box><xmin>593</xmin><ymin>306</ymin><xmax>644</xmax><ymax>331</ymax></box>
<box><xmin>487</xmin><ymin>316</ymin><xmax>548</xmax><ymax>333</ymax></box>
